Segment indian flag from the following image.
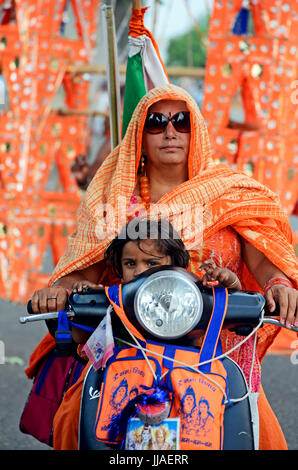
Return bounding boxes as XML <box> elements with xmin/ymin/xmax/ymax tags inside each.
<box><xmin>122</xmin><ymin>7</ymin><xmax>170</xmax><ymax>137</ymax></box>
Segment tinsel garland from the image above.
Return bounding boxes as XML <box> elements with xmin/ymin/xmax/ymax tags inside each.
<box><xmin>108</xmin><ymin>384</ymin><xmax>172</xmax><ymax>445</ymax></box>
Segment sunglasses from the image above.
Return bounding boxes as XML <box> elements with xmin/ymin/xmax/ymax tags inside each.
<box><xmin>144</xmin><ymin>111</ymin><xmax>191</xmax><ymax>134</ymax></box>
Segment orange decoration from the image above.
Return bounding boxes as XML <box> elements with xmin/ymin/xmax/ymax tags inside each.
<box><xmin>203</xmin><ymin>1</ymin><xmax>298</xmax><ymax>358</ymax></box>
<box><xmin>203</xmin><ymin>0</ymin><xmax>298</xmax><ymax>217</ymax></box>
<box><xmin>0</xmin><ymin>0</ymin><xmax>100</xmax><ymax>303</ymax></box>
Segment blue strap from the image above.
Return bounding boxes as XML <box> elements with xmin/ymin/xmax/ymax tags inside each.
<box><xmin>55</xmin><ymin>310</ymin><xmax>72</xmax><ymax>343</ymax></box>
<box><xmin>163</xmin><ymin>344</ymin><xmax>176</xmax><ymax>370</ymax></box>
<box><xmin>69</xmin><ymin>320</ymin><xmax>96</xmax><ymax>333</ymax></box>
<box><xmin>107</xmin><ymin>285</ymin><xmax>120</xmax><ymax>308</ymax></box>
<box><xmin>199</xmin><ymin>287</ymin><xmax>228</xmax><ymax>374</ymax></box>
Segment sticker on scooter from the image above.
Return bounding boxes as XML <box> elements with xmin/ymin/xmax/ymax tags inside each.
<box><xmin>125</xmin><ymin>418</ymin><xmax>180</xmax><ymax>450</ymax></box>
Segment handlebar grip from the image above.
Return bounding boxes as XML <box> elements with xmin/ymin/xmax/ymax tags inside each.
<box><xmin>26</xmin><ymin>299</ymin><xmax>69</xmax><ymax>315</ymax></box>
<box><xmin>27</xmin><ymin>300</ymin><xmax>34</xmax><ymax>314</ymax></box>
<box><xmin>264</xmin><ymin>302</ymin><xmax>280</xmax><ymax>317</ymax></box>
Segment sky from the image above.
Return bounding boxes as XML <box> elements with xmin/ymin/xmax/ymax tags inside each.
<box><xmin>141</xmin><ymin>0</ymin><xmax>213</xmax><ymax>57</ymax></box>
<box><xmin>95</xmin><ymin>1</ymin><xmax>213</xmax><ymax>63</ymax></box>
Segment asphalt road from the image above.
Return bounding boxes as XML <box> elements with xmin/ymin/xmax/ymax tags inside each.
<box><xmin>0</xmin><ymin>298</ymin><xmax>297</xmax><ymax>451</ymax></box>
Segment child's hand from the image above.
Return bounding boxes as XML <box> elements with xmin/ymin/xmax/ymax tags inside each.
<box><xmin>199</xmin><ymin>259</ymin><xmax>242</xmax><ymax>290</ymax></box>
<box><xmin>72</xmin><ymin>280</ymin><xmax>104</xmax><ymax>293</ymax></box>
<box><xmin>71</xmin><ymin>280</ymin><xmax>104</xmax><ymax>344</ymax></box>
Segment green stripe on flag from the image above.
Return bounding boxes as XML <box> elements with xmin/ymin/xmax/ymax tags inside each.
<box><xmin>122</xmin><ymin>52</ymin><xmax>146</xmax><ymax>138</ymax></box>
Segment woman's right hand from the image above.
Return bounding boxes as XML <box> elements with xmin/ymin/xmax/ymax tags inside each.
<box><xmin>30</xmin><ymin>287</ymin><xmax>69</xmax><ymax>314</ymax></box>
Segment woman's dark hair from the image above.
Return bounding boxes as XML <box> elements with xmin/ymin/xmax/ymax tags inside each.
<box><xmin>104</xmin><ymin>217</ymin><xmax>190</xmax><ymax>278</ymax></box>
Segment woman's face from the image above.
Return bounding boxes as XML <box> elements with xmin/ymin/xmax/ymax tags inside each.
<box><xmin>199</xmin><ymin>401</ymin><xmax>208</xmax><ymax>417</ymax></box>
<box><xmin>114</xmin><ymin>386</ymin><xmax>126</xmax><ymax>404</ymax></box>
<box><xmin>156</xmin><ymin>428</ymin><xmax>165</xmax><ymax>444</ymax></box>
<box><xmin>142</xmin><ymin>100</ymin><xmax>190</xmax><ymax>169</ymax></box>
<box><xmin>184</xmin><ymin>394</ymin><xmax>195</xmax><ymax>413</ymax></box>
<box><xmin>142</xmin><ymin>427</ymin><xmax>151</xmax><ymax>442</ymax></box>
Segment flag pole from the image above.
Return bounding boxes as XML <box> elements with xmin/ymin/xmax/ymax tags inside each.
<box><xmin>132</xmin><ymin>0</ymin><xmax>142</xmax><ymax>8</ymax></box>
<box><xmin>102</xmin><ymin>1</ymin><xmax>121</xmax><ymax>149</ymax></box>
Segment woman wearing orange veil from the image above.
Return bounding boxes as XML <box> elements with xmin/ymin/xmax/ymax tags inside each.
<box><xmin>29</xmin><ymin>84</ymin><xmax>298</xmax><ymax>450</ymax></box>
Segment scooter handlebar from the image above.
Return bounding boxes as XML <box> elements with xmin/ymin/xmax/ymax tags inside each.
<box><xmin>23</xmin><ymin>266</ymin><xmax>297</xmax><ymax>333</ymax></box>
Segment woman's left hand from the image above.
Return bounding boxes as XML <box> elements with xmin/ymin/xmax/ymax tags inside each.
<box><xmin>264</xmin><ymin>284</ymin><xmax>298</xmax><ymax>328</ymax></box>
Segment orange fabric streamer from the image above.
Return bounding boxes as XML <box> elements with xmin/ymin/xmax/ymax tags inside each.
<box><xmin>128</xmin><ymin>7</ymin><xmax>169</xmax><ymax>81</ymax></box>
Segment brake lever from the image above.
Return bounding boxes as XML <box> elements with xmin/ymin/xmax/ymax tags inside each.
<box><xmin>19</xmin><ymin>309</ymin><xmax>73</xmax><ymax>324</ymax></box>
<box><xmin>20</xmin><ymin>287</ymin><xmax>109</xmax><ymax>324</ymax></box>
<box><xmin>263</xmin><ymin>317</ymin><xmax>298</xmax><ymax>333</ymax></box>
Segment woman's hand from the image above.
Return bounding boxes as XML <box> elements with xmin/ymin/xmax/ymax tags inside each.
<box><xmin>199</xmin><ymin>259</ymin><xmax>242</xmax><ymax>290</ymax></box>
<box><xmin>264</xmin><ymin>284</ymin><xmax>298</xmax><ymax>328</ymax></box>
<box><xmin>72</xmin><ymin>280</ymin><xmax>104</xmax><ymax>293</ymax></box>
<box><xmin>30</xmin><ymin>287</ymin><xmax>69</xmax><ymax>314</ymax></box>
<box><xmin>241</xmin><ymin>239</ymin><xmax>297</xmax><ymax>329</ymax></box>
<box><xmin>70</xmin><ymin>280</ymin><xmax>104</xmax><ymax>344</ymax></box>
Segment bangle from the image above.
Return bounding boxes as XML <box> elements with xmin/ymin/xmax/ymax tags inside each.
<box><xmin>263</xmin><ymin>277</ymin><xmax>293</xmax><ymax>294</ymax></box>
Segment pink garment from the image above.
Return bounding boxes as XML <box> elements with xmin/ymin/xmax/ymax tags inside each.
<box><xmin>202</xmin><ymin>227</ymin><xmax>261</xmax><ymax>393</ymax></box>
<box><xmin>127</xmin><ymin>195</ymin><xmax>261</xmax><ymax>392</ymax></box>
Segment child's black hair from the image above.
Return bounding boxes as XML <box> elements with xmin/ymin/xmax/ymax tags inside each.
<box><xmin>104</xmin><ymin>218</ymin><xmax>190</xmax><ymax>278</ymax></box>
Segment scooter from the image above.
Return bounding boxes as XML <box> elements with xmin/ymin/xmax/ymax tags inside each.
<box><xmin>20</xmin><ymin>266</ymin><xmax>297</xmax><ymax>451</ymax></box>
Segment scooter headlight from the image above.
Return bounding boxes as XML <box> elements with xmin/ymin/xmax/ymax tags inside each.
<box><xmin>134</xmin><ymin>270</ymin><xmax>203</xmax><ymax>339</ymax></box>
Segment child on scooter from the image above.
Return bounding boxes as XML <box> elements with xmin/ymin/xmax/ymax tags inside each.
<box><xmin>30</xmin><ymin>217</ymin><xmax>241</xmax><ymax>346</ymax></box>
<box><xmin>70</xmin><ymin>218</ymin><xmax>241</xmax><ymax>344</ymax></box>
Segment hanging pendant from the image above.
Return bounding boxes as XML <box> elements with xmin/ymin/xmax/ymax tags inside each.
<box><xmin>137</xmin><ymin>399</ymin><xmax>171</xmax><ymax>425</ymax></box>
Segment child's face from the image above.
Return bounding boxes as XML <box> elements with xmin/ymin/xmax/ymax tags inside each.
<box><xmin>121</xmin><ymin>239</ymin><xmax>171</xmax><ymax>283</ymax></box>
